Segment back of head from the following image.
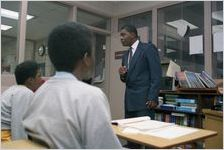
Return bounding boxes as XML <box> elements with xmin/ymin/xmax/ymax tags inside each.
<box><xmin>15</xmin><ymin>60</ymin><xmax>39</xmax><ymax>85</ymax></box>
<box><xmin>48</xmin><ymin>22</ymin><xmax>92</xmax><ymax>72</ymax></box>
<box><xmin>121</xmin><ymin>24</ymin><xmax>138</xmax><ymax>38</ymax></box>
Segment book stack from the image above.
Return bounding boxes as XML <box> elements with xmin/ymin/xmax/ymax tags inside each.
<box><xmin>175</xmin><ymin>71</ymin><xmax>217</xmax><ymax>88</ymax></box>
<box><xmin>175</xmin><ymin>98</ymin><xmax>197</xmax><ymax>113</ymax></box>
<box><xmin>160</xmin><ymin>97</ymin><xmax>197</xmax><ymax>113</ymax></box>
<box><xmin>155</xmin><ymin>112</ymin><xmax>196</xmax><ymax>127</ymax></box>
<box><xmin>164</xmin><ymin>94</ymin><xmax>179</xmax><ymax>105</ymax></box>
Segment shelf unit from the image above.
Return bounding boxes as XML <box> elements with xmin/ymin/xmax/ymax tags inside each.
<box><xmin>155</xmin><ymin>90</ymin><xmax>222</xmax><ymax>128</ymax></box>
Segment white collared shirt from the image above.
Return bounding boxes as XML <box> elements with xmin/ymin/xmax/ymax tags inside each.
<box><xmin>131</xmin><ymin>39</ymin><xmax>139</xmax><ymax>56</ymax></box>
<box><xmin>23</xmin><ymin>71</ymin><xmax>122</xmax><ymax>149</ymax></box>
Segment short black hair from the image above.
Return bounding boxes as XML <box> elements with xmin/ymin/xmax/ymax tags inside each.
<box><xmin>15</xmin><ymin>60</ymin><xmax>39</xmax><ymax>85</ymax></box>
<box><xmin>48</xmin><ymin>22</ymin><xmax>92</xmax><ymax>72</ymax></box>
<box><xmin>121</xmin><ymin>24</ymin><xmax>138</xmax><ymax>37</ymax></box>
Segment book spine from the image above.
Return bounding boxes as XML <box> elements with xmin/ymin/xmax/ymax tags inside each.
<box><xmin>176</xmin><ymin>106</ymin><xmax>197</xmax><ymax>113</ymax></box>
<box><xmin>175</xmin><ymin>98</ymin><xmax>196</xmax><ymax>104</ymax></box>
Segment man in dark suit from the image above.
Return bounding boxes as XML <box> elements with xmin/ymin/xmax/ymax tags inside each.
<box><xmin>119</xmin><ymin>24</ymin><xmax>162</xmax><ymax>120</ymax></box>
<box><xmin>118</xmin><ymin>25</ymin><xmax>162</xmax><ymax>148</ymax></box>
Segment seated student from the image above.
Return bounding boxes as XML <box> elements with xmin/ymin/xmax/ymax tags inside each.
<box><xmin>22</xmin><ymin>22</ymin><xmax>122</xmax><ymax>149</ymax></box>
<box><xmin>1</xmin><ymin>60</ymin><xmax>43</xmax><ymax>141</ymax></box>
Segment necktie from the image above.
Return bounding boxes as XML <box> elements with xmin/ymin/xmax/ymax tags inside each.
<box><xmin>128</xmin><ymin>47</ymin><xmax>133</xmax><ymax>68</ymax></box>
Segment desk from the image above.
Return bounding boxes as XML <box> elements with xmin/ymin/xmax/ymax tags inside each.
<box><xmin>112</xmin><ymin>125</ymin><xmax>217</xmax><ymax>148</ymax></box>
<box><xmin>1</xmin><ymin>140</ymin><xmax>47</xmax><ymax>149</ymax></box>
<box><xmin>203</xmin><ymin>109</ymin><xmax>223</xmax><ymax>149</ymax></box>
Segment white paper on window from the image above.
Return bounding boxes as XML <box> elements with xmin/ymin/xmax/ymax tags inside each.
<box><xmin>213</xmin><ymin>31</ymin><xmax>223</xmax><ymax>52</ymax></box>
<box><xmin>189</xmin><ymin>35</ymin><xmax>203</xmax><ymax>55</ymax></box>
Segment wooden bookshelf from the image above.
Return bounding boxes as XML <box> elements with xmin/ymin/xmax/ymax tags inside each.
<box><xmin>176</xmin><ymin>87</ymin><xmax>218</xmax><ymax>93</ymax></box>
<box><xmin>156</xmin><ymin>90</ymin><xmax>222</xmax><ymax>128</ymax></box>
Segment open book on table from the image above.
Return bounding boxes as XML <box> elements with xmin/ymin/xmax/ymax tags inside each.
<box><xmin>111</xmin><ymin>116</ymin><xmax>150</xmax><ymax>126</ymax></box>
<box><xmin>111</xmin><ymin>116</ymin><xmax>174</xmax><ymax>130</ymax></box>
<box><xmin>112</xmin><ymin>116</ymin><xmax>199</xmax><ymax>139</ymax></box>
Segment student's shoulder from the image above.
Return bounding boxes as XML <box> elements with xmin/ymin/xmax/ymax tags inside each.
<box><xmin>3</xmin><ymin>85</ymin><xmax>32</xmax><ymax>94</ymax></box>
<box><xmin>1</xmin><ymin>85</ymin><xmax>33</xmax><ymax>101</ymax></box>
<box><xmin>77</xmin><ymin>81</ymin><xmax>103</xmax><ymax>94</ymax></box>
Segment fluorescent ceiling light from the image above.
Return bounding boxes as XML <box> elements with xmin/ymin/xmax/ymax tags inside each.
<box><xmin>1</xmin><ymin>8</ymin><xmax>34</xmax><ymax>20</ymax></box>
<box><xmin>167</xmin><ymin>19</ymin><xmax>198</xmax><ymax>30</ymax></box>
<box><xmin>1</xmin><ymin>24</ymin><xmax>12</xmax><ymax>31</ymax></box>
<box><xmin>212</xmin><ymin>11</ymin><xmax>223</xmax><ymax>22</ymax></box>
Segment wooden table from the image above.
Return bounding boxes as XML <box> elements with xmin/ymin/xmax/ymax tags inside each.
<box><xmin>1</xmin><ymin>140</ymin><xmax>47</xmax><ymax>149</ymax></box>
<box><xmin>112</xmin><ymin>124</ymin><xmax>217</xmax><ymax>148</ymax></box>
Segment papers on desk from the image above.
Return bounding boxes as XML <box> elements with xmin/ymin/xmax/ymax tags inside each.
<box><xmin>111</xmin><ymin>116</ymin><xmax>150</xmax><ymax>126</ymax></box>
<box><xmin>143</xmin><ymin>125</ymin><xmax>198</xmax><ymax>139</ymax></box>
<box><xmin>122</xmin><ymin>120</ymin><xmax>174</xmax><ymax>130</ymax></box>
<box><xmin>112</xmin><ymin>117</ymin><xmax>199</xmax><ymax>139</ymax></box>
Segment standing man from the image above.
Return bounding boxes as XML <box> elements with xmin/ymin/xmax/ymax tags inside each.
<box><xmin>119</xmin><ymin>24</ymin><xmax>162</xmax><ymax>120</ymax></box>
<box><xmin>23</xmin><ymin>22</ymin><xmax>122</xmax><ymax>149</ymax></box>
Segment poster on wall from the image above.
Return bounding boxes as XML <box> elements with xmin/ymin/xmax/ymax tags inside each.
<box><xmin>189</xmin><ymin>35</ymin><xmax>203</xmax><ymax>55</ymax></box>
<box><xmin>213</xmin><ymin>32</ymin><xmax>223</xmax><ymax>52</ymax></box>
<box><xmin>115</xmin><ymin>50</ymin><xmax>128</xmax><ymax>59</ymax></box>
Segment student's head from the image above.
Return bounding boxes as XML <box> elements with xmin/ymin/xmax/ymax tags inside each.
<box><xmin>48</xmin><ymin>22</ymin><xmax>93</xmax><ymax>80</ymax></box>
<box><xmin>120</xmin><ymin>25</ymin><xmax>138</xmax><ymax>47</ymax></box>
<box><xmin>15</xmin><ymin>60</ymin><xmax>43</xmax><ymax>92</ymax></box>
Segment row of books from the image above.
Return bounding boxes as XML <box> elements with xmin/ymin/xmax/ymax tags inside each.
<box><xmin>160</xmin><ymin>104</ymin><xmax>197</xmax><ymax>113</ymax></box>
<box><xmin>155</xmin><ymin>112</ymin><xmax>196</xmax><ymax>127</ymax></box>
<box><xmin>161</xmin><ymin>94</ymin><xmax>197</xmax><ymax>113</ymax></box>
<box><xmin>175</xmin><ymin>71</ymin><xmax>216</xmax><ymax>88</ymax></box>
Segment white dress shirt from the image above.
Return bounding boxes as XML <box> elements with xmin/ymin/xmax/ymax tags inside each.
<box><xmin>131</xmin><ymin>39</ymin><xmax>140</xmax><ymax>56</ymax></box>
<box><xmin>1</xmin><ymin>85</ymin><xmax>34</xmax><ymax>140</ymax></box>
<box><xmin>23</xmin><ymin>72</ymin><xmax>122</xmax><ymax>149</ymax></box>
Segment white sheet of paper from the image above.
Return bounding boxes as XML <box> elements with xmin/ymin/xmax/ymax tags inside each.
<box><xmin>143</xmin><ymin>125</ymin><xmax>198</xmax><ymax>139</ymax></box>
<box><xmin>213</xmin><ymin>32</ymin><xmax>223</xmax><ymax>52</ymax></box>
<box><xmin>166</xmin><ymin>60</ymin><xmax>181</xmax><ymax>77</ymax></box>
<box><xmin>189</xmin><ymin>35</ymin><xmax>203</xmax><ymax>55</ymax></box>
<box><xmin>111</xmin><ymin>116</ymin><xmax>150</xmax><ymax>126</ymax></box>
<box><xmin>122</xmin><ymin>120</ymin><xmax>174</xmax><ymax>131</ymax></box>
<box><xmin>122</xmin><ymin>128</ymin><xmax>140</xmax><ymax>134</ymax></box>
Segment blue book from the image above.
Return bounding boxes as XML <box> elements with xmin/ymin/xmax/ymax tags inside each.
<box><xmin>175</xmin><ymin>98</ymin><xmax>196</xmax><ymax>104</ymax></box>
<box><xmin>176</xmin><ymin>106</ymin><xmax>197</xmax><ymax>113</ymax></box>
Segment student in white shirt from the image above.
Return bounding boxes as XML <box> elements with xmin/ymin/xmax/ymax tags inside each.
<box><xmin>1</xmin><ymin>60</ymin><xmax>43</xmax><ymax>141</ymax></box>
<box><xmin>22</xmin><ymin>22</ymin><xmax>122</xmax><ymax>149</ymax></box>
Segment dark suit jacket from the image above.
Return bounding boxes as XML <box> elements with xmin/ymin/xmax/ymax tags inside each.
<box><xmin>120</xmin><ymin>42</ymin><xmax>162</xmax><ymax>111</ymax></box>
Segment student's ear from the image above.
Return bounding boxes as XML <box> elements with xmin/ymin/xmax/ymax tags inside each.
<box><xmin>83</xmin><ymin>52</ymin><xmax>91</xmax><ymax>67</ymax></box>
<box><xmin>26</xmin><ymin>77</ymin><xmax>34</xmax><ymax>86</ymax></box>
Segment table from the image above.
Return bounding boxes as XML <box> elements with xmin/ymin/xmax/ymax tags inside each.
<box><xmin>1</xmin><ymin>140</ymin><xmax>47</xmax><ymax>149</ymax></box>
<box><xmin>112</xmin><ymin>124</ymin><xmax>217</xmax><ymax>148</ymax></box>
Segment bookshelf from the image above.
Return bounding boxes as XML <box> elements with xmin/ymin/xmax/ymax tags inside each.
<box><xmin>155</xmin><ymin>90</ymin><xmax>222</xmax><ymax>128</ymax></box>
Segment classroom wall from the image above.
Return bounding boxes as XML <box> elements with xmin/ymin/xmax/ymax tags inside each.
<box><xmin>109</xmin><ymin>32</ymin><xmax>127</xmax><ymax>119</ymax></box>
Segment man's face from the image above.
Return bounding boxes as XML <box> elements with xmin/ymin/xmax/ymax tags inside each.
<box><xmin>120</xmin><ymin>29</ymin><xmax>135</xmax><ymax>47</ymax></box>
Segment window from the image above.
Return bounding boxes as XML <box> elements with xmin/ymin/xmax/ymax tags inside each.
<box><xmin>212</xmin><ymin>1</ymin><xmax>223</xmax><ymax>79</ymax></box>
<box><xmin>1</xmin><ymin>1</ymin><xmax>19</xmax><ymax>73</ymax></box>
<box><xmin>118</xmin><ymin>11</ymin><xmax>152</xmax><ymax>42</ymax></box>
<box><xmin>158</xmin><ymin>2</ymin><xmax>204</xmax><ymax>73</ymax></box>
<box><xmin>77</xmin><ymin>8</ymin><xmax>110</xmax><ymax>30</ymax></box>
<box><xmin>26</xmin><ymin>1</ymin><xmax>70</xmax><ymax>76</ymax></box>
